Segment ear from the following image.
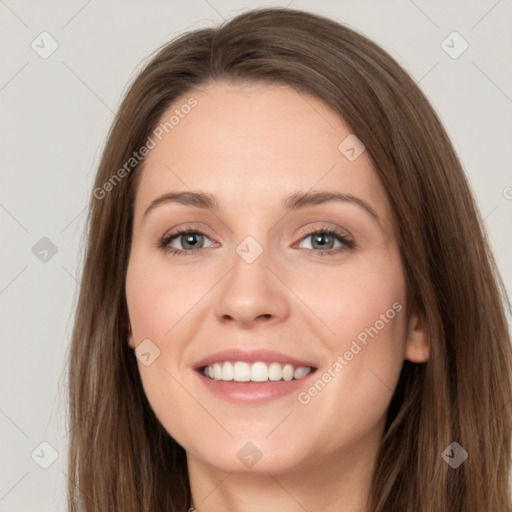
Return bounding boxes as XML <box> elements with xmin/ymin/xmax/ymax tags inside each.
<box><xmin>404</xmin><ymin>309</ymin><xmax>430</xmax><ymax>363</ymax></box>
<box><xmin>128</xmin><ymin>323</ymin><xmax>136</xmax><ymax>350</ymax></box>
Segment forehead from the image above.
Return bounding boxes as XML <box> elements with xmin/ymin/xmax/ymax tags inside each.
<box><xmin>134</xmin><ymin>81</ymin><xmax>389</xmax><ymax>223</ymax></box>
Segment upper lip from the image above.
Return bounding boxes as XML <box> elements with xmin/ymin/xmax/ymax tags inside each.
<box><xmin>193</xmin><ymin>349</ymin><xmax>317</xmax><ymax>370</ymax></box>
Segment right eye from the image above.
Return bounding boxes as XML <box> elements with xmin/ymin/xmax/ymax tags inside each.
<box><xmin>159</xmin><ymin>228</ymin><xmax>216</xmax><ymax>256</ymax></box>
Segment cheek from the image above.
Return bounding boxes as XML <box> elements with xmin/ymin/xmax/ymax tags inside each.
<box><xmin>297</xmin><ymin>248</ymin><xmax>408</xmax><ymax>415</ymax></box>
<box><xmin>125</xmin><ymin>255</ymin><xmax>202</xmax><ymax>442</ymax></box>
<box><xmin>125</xmin><ymin>250</ymin><xmax>205</xmax><ymax>343</ymax></box>
<box><xmin>306</xmin><ymin>247</ymin><xmax>407</xmax><ymax>353</ymax></box>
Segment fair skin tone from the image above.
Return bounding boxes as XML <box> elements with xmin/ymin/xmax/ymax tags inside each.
<box><xmin>125</xmin><ymin>81</ymin><xmax>429</xmax><ymax>512</ymax></box>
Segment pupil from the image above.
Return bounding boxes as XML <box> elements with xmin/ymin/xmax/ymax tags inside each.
<box><xmin>184</xmin><ymin>233</ymin><xmax>202</xmax><ymax>249</ymax></box>
<box><xmin>313</xmin><ymin>233</ymin><xmax>333</xmax><ymax>250</ymax></box>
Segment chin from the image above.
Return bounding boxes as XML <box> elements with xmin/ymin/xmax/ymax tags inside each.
<box><xmin>185</xmin><ymin>436</ymin><xmax>308</xmax><ymax>475</ymax></box>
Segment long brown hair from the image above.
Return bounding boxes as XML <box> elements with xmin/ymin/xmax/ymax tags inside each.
<box><xmin>66</xmin><ymin>7</ymin><xmax>512</xmax><ymax>511</ymax></box>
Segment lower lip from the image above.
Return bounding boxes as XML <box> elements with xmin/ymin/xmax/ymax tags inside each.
<box><xmin>195</xmin><ymin>370</ymin><xmax>316</xmax><ymax>405</ymax></box>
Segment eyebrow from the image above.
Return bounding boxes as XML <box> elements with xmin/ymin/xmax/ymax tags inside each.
<box><xmin>142</xmin><ymin>190</ymin><xmax>380</xmax><ymax>223</ymax></box>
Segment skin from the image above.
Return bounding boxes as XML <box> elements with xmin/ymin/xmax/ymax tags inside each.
<box><xmin>125</xmin><ymin>81</ymin><xmax>429</xmax><ymax>512</ymax></box>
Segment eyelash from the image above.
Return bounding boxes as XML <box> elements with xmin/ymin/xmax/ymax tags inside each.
<box><xmin>158</xmin><ymin>224</ymin><xmax>355</xmax><ymax>257</ymax></box>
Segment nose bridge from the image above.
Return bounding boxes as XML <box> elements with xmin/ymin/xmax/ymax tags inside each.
<box><xmin>226</xmin><ymin>200</ymin><xmax>275</xmax><ymax>269</ymax></box>
<box><xmin>230</xmin><ymin>231</ymin><xmax>273</xmax><ymax>298</ymax></box>
<box><xmin>235</xmin><ymin>233</ymin><xmax>267</xmax><ymax>265</ymax></box>
<box><xmin>213</xmin><ymin>229</ymin><xmax>288</xmax><ymax>324</ymax></box>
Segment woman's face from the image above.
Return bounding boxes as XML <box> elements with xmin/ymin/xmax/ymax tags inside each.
<box><xmin>125</xmin><ymin>81</ymin><xmax>428</xmax><ymax>475</ymax></box>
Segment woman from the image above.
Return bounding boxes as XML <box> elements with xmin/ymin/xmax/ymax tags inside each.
<box><xmin>67</xmin><ymin>7</ymin><xmax>512</xmax><ymax>511</ymax></box>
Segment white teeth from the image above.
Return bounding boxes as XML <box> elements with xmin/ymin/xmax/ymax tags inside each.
<box><xmin>202</xmin><ymin>361</ymin><xmax>312</xmax><ymax>382</ymax></box>
<box><xmin>222</xmin><ymin>361</ymin><xmax>234</xmax><ymax>381</ymax></box>
<box><xmin>293</xmin><ymin>366</ymin><xmax>311</xmax><ymax>379</ymax></box>
<box><xmin>282</xmin><ymin>364</ymin><xmax>294</xmax><ymax>381</ymax></box>
<box><xmin>268</xmin><ymin>362</ymin><xmax>283</xmax><ymax>381</ymax></box>
<box><xmin>233</xmin><ymin>361</ymin><xmax>251</xmax><ymax>381</ymax></box>
<box><xmin>250</xmin><ymin>362</ymin><xmax>268</xmax><ymax>382</ymax></box>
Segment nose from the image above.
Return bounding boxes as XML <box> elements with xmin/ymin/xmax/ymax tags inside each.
<box><xmin>214</xmin><ymin>245</ymin><xmax>290</xmax><ymax>328</ymax></box>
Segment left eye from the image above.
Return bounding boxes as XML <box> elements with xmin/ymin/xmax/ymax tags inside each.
<box><xmin>298</xmin><ymin>230</ymin><xmax>344</xmax><ymax>251</ymax></box>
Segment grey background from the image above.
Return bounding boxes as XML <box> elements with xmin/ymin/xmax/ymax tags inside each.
<box><xmin>1</xmin><ymin>1</ymin><xmax>511</xmax><ymax>510</ymax></box>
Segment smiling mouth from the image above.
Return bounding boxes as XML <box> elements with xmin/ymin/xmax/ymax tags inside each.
<box><xmin>199</xmin><ymin>361</ymin><xmax>317</xmax><ymax>382</ymax></box>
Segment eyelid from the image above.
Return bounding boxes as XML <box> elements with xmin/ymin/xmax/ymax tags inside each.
<box><xmin>161</xmin><ymin>223</ymin><xmax>216</xmax><ymax>242</ymax></box>
<box><xmin>297</xmin><ymin>223</ymin><xmax>352</xmax><ymax>240</ymax></box>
